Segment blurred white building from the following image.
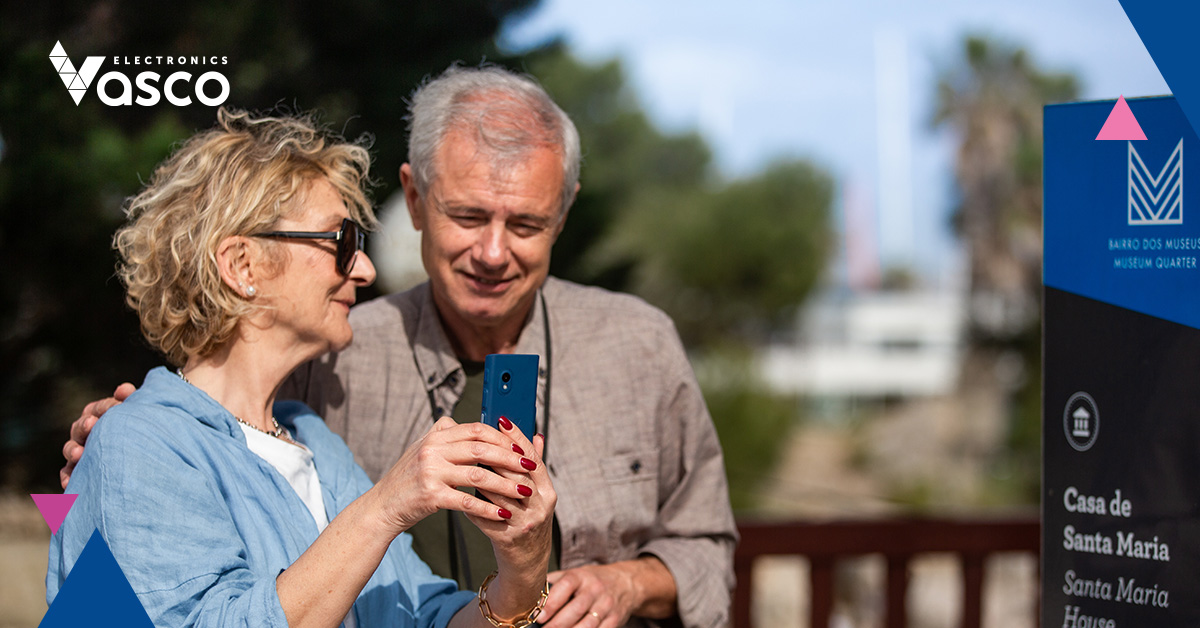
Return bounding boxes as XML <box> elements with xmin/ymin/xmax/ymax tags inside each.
<box><xmin>761</xmin><ymin>290</ymin><xmax>966</xmax><ymax>398</ymax></box>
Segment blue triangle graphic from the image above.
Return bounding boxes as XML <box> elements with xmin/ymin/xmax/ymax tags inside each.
<box><xmin>40</xmin><ymin>529</ymin><xmax>155</xmax><ymax>628</ymax></box>
<box><xmin>1119</xmin><ymin>1</ymin><xmax>1200</xmax><ymax>140</ymax></box>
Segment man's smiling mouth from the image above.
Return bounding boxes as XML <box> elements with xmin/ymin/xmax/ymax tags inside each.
<box><xmin>463</xmin><ymin>271</ymin><xmax>515</xmax><ymax>287</ymax></box>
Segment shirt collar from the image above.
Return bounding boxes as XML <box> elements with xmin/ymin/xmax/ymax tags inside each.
<box><xmin>139</xmin><ymin>366</ymin><xmax>246</xmax><ymax>441</ymax></box>
<box><xmin>411</xmin><ymin>281</ymin><xmax>549</xmax><ymax>393</ymax></box>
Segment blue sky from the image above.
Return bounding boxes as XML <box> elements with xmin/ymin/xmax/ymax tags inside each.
<box><xmin>499</xmin><ymin>0</ymin><xmax>1168</xmax><ymax>287</ymax></box>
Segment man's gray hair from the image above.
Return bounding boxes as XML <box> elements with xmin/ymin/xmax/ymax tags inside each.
<box><xmin>407</xmin><ymin>64</ymin><xmax>581</xmax><ymax>215</ymax></box>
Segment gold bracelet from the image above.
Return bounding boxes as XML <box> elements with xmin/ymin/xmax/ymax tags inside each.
<box><xmin>477</xmin><ymin>571</ymin><xmax>550</xmax><ymax>628</ymax></box>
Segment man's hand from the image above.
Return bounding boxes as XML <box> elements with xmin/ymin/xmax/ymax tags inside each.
<box><xmin>538</xmin><ymin>557</ymin><xmax>677</xmax><ymax>628</ymax></box>
<box><xmin>60</xmin><ymin>383</ymin><xmax>136</xmax><ymax>488</ymax></box>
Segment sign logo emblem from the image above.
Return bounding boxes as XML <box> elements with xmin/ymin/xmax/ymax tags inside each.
<box><xmin>1128</xmin><ymin>139</ymin><xmax>1183</xmax><ymax>226</ymax></box>
<box><xmin>1063</xmin><ymin>392</ymin><xmax>1099</xmax><ymax>452</ymax></box>
<box><xmin>48</xmin><ymin>41</ymin><xmax>103</xmax><ymax>106</ymax></box>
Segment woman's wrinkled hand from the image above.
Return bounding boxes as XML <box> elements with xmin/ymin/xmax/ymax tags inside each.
<box><xmin>467</xmin><ymin>418</ymin><xmax>556</xmax><ymax>577</ymax></box>
<box><xmin>368</xmin><ymin>416</ymin><xmax>545</xmax><ymax>537</ymax></box>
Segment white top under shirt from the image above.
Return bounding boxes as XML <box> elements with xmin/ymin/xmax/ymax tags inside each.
<box><xmin>240</xmin><ymin>424</ymin><xmax>358</xmax><ymax>628</ymax></box>
<box><xmin>239</xmin><ymin>424</ymin><xmax>329</xmax><ymax>529</ymax></box>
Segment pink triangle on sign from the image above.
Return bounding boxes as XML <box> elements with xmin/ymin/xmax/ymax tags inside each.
<box><xmin>31</xmin><ymin>493</ymin><xmax>78</xmax><ymax>534</ymax></box>
<box><xmin>1096</xmin><ymin>96</ymin><xmax>1147</xmax><ymax>140</ymax></box>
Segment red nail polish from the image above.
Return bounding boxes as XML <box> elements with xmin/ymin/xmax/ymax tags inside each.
<box><xmin>536</xmin><ymin>432</ymin><xmax>546</xmax><ymax>443</ymax></box>
<box><xmin>498</xmin><ymin>416</ymin><xmax>513</xmax><ymax>430</ymax></box>
<box><xmin>517</xmin><ymin>484</ymin><xmax>533</xmax><ymax>497</ymax></box>
<box><xmin>498</xmin><ymin>507</ymin><xmax>512</xmax><ymax>519</ymax></box>
<box><xmin>512</xmin><ymin>443</ymin><xmax>525</xmax><ymax>455</ymax></box>
<box><xmin>520</xmin><ymin>457</ymin><xmax>537</xmax><ymax>471</ymax></box>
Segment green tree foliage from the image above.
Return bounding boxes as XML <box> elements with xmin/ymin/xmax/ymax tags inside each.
<box><xmin>0</xmin><ymin>0</ymin><xmax>535</xmax><ymax>491</ymax></box>
<box><xmin>528</xmin><ymin>47</ymin><xmax>833</xmax><ymax>347</ymax></box>
<box><xmin>526</xmin><ymin>45</ymin><xmax>712</xmax><ymax>288</ymax></box>
<box><xmin>933</xmin><ymin>35</ymin><xmax>1079</xmax><ymax>501</ymax></box>
<box><xmin>694</xmin><ymin>347</ymin><xmax>797</xmax><ymax>513</ymax></box>
<box><xmin>596</xmin><ymin>162</ymin><xmax>833</xmax><ymax>347</ymax></box>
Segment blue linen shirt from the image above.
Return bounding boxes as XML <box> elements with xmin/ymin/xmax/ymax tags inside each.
<box><xmin>47</xmin><ymin>367</ymin><xmax>475</xmax><ymax>627</ymax></box>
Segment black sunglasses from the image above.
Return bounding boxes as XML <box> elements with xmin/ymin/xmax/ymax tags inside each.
<box><xmin>254</xmin><ymin>217</ymin><xmax>365</xmax><ymax>276</ymax></box>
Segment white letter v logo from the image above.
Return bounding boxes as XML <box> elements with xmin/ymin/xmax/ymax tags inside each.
<box><xmin>49</xmin><ymin>41</ymin><xmax>104</xmax><ymax>106</ymax></box>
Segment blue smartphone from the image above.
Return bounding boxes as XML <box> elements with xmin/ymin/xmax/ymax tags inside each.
<box><xmin>481</xmin><ymin>353</ymin><xmax>539</xmax><ymax>440</ymax></box>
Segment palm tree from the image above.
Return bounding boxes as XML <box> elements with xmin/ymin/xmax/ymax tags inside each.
<box><xmin>933</xmin><ymin>35</ymin><xmax>1078</xmax><ymax>498</ymax></box>
<box><xmin>935</xmin><ymin>35</ymin><xmax>1078</xmax><ymax>339</ymax></box>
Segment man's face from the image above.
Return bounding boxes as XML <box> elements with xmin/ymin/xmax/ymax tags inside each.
<box><xmin>402</xmin><ymin>129</ymin><xmax>567</xmax><ymax>334</ymax></box>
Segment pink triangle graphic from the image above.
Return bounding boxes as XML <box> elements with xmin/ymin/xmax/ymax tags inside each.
<box><xmin>1096</xmin><ymin>96</ymin><xmax>1148</xmax><ymax>140</ymax></box>
<box><xmin>31</xmin><ymin>494</ymin><xmax>78</xmax><ymax>534</ymax></box>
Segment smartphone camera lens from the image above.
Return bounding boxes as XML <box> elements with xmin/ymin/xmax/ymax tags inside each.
<box><xmin>501</xmin><ymin>372</ymin><xmax>511</xmax><ymax>383</ymax></box>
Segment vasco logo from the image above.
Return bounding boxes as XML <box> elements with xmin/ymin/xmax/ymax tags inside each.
<box><xmin>49</xmin><ymin>41</ymin><xmax>103</xmax><ymax>105</ymax></box>
<box><xmin>49</xmin><ymin>41</ymin><xmax>230</xmax><ymax>107</ymax></box>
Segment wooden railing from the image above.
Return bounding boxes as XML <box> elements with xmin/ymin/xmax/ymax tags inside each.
<box><xmin>733</xmin><ymin>517</ymin><xmax>1040</xmax><ymax>628</ymax></box>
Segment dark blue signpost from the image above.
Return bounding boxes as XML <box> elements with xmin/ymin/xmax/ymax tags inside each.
<box><xmin>1044</xmin><ymin>96</ymin><xmax>1200</xmax><ymax>627</ymax></box>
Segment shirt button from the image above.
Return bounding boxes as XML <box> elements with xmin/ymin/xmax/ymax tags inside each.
<box><xmin>427</xmin><ymin>374</ymin><xmax>436</xmax><ymax>384</ymax></box>
<box><xmin>434</xmin><ymin>406</ymin><xmax>444</xmax><ymax>416</ymax></box>
<box><xmin>631</xmin><ymin>460</ymin><xmax>642</xmax><ymax>474</ymax></box>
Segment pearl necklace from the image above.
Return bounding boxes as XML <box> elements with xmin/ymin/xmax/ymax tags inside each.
<box><xmin>176</xmin><ymin>368</ymin><xmax>291</xmax><ymax>441</ymax></box>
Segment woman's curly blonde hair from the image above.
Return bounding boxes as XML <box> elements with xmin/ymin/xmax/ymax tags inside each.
<box><xmin>114</xmin><ymin>108</ymin><xmax>377</xmax><ymax>366</ymax></box>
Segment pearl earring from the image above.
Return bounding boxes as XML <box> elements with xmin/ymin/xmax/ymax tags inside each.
<box><xmin>246</xmin><ymin>285</ymin><xmax>256</xmax><ymax>297</ymax></box>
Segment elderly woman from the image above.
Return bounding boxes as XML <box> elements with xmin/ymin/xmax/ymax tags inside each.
<box><xmin>47</xmin><ymin>109</ymin><xmax>555</xmax><ymax>628</ymax></box>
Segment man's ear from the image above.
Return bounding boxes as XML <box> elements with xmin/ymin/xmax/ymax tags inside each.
<box><xmin>216</xmin><ymin>236</ymin><xmax>257</xmax><ymax>298</ymax></box>
<box><xmin>400</xmin><ymin>163</ymin><xmax>424</xmax><ymax>232</ymax></box>
<box><xmin>553</xmin><ymin>182</ymin><xmax>580</xmax><ymax>239</ymax></box>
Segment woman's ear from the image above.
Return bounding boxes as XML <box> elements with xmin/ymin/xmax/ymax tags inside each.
<box><xmin>216</xmin><ymin>236</ymin><xmax>257</xmax><ymax>298</ymax></box>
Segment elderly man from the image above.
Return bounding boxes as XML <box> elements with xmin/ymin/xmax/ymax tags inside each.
<box><xmin>65</xmin><ymin>65</ymin><xmax>736</xmax><ymax>628</ymax></box>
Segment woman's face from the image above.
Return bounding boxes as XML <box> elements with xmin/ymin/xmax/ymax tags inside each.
<box><xmin>258</xmin><ymin>178</ymin><xmax>375</xmax><ymax>356</ymax></box>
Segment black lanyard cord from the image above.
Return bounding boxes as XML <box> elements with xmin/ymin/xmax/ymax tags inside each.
<box><xmin>539</xmin><ymin>294</ymin><xmax>553</xmax><ymax>465</ymax></box>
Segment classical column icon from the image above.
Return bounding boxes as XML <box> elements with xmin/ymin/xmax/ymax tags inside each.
<box><xmin>1072</xmin><ymin>405</ymin><xmax>1091</xmax><ymax>439</ymax></box>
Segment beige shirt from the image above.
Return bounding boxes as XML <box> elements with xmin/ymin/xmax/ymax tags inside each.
<box><xmin>282</xmin><ymin>277</ymin><xmax>738</xmax><ymax>628</ymax></box>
